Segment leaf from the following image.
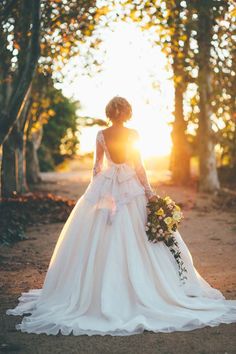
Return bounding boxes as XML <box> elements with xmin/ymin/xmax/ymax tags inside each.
<box><xmin>229</xmin><ymin>7</ymin><xmax>236</xmax><ymax>17</ymax></box>
<box><xmin>13</xmin><ymin>41</ymin><xmax>20</xmax><ymax>50</ymax></box>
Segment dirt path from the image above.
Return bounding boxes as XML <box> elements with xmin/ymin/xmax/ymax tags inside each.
<box><xmin>1</xmin><ymin>171</ymin><xmax>236</xmax><ymax>354</ymax></box>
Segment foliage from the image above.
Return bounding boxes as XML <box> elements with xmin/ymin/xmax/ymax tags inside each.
<box><xmin>0</xmin><ymin>0</ymin><xmax>104</xmax><ymax>144</ymax></box>
<box><xmin>37</xmin><ymin>82</ymin><xmax>79</xmax><ymax>171</ymax></box>
<box><xmin>211</xmin><ymin>8</ymin><xmax>236</xmax><ymax>170</ymax></box>
<box><xmin>39</xmin><ymin>0</ymin><xmax>99</xmax><ymax>78</ymax></box>
<box><xmin>121</xmin><ymin>0</ymin><xmax>236</xmax><ymax>181</ymax></box>
<box><xmin>0</xmin><ymin>193</ymin><xmax>75</xmax><ymax>245</ymax></box>
<box><xmin>0</xmin><ymin>0</ymin><xmax>99</xmax><ymax>83</ymax></box>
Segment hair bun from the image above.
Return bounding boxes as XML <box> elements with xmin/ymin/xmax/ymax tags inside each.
<box><xmin>105</xmin><ymin>96</ymin><xmax>132</xmax><ymax>123</ymax></box>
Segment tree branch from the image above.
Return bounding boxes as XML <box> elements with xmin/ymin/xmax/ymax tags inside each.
<box><xmin>0</xmin><ymin>0</ymin><xmax>41</xmax><ymax>145</ymax></box>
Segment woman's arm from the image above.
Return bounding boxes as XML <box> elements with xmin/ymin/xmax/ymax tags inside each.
<box><xmin>131</xmin><ymin>130</ymin><xmax>156</xmax><ymax>200</ymax></box>
<box><xmin>92</xmin><ymin>131</ymin><xmax>104</xmax><ymax>177</ymax></box>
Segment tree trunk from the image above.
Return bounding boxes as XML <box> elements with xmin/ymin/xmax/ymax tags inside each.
<box><xmin>0</xmin><ymin>97</ymin><xmax>32</xmax><ymax>197</ymax></box>
<box><xmin>26</xmin><ymin>129</ymin><xmax>42</xmax><ymax>184</ymax></box>
<box><xmin>1</xmin><ymin>132</ymin><xmax>17</xmax><ymax>198</ymax></box>
<box><xmin>26</xmin><ymin>141</ymin><xmax>41</xmax><ymax>184</ymax></box>
<box><xmin>15</xmin><ymin>97</ymin><xmax>32</xmax><ymax>193</ymax></box>
<box><xmin>15</xmin><ymin>126</ymin><xmax>28</xmax><ymax>194</ymax></box>
<box><xmin>0</xmin><ymin>0</ymin><xmax>41</xmax><ymax>145</ymax></box>
<box><xmin>171</xmin><ymin>84</ymin><xmax>191</xmax><ymax>184</ymax></box>
<box><xmin>196</xmin><ymin>4</ymin><xmax>220</xmax><ymax>193</ymax></box>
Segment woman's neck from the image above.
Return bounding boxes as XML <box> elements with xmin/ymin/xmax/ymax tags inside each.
<box><xmin>112</xmin><ymin>121</ymin><xmax>124</xmax><ymax>128</ymax></box>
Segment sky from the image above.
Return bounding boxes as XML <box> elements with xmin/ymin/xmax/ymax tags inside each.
<box><xmin>58</xmin><ymin>21</ymin><xmax>174</xmax><ymax>158</ymax></box>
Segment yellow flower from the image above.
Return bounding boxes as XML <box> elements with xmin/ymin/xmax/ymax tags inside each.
<box><xmin>168</xmin><ymin>221</ymin><xmax>177</xmax><ymax>231</ymax></box>
<box><xmin>164</xmin><ymin>217</ymin><xmax>173</xmax><ymax>225</ymax></box>
<box><xmin>175</xmin><ymin>204</ymin><xmax>181</xmax><ymax>211</ymax></box>
<box><xmin>164</xmin><ymin>196</ymin><xmax>172</xmax><ymax>205</ymax></box>
<box><xmin>155</xmin><ymin>208</ymin><xmax>164</xmax><ymax>216</ymax></box>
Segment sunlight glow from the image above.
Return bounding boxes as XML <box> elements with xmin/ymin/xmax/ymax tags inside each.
<box><xmin>60</xmin><ymin>21</ymin><xmax>174</xmax><ymax>158</ymax></box>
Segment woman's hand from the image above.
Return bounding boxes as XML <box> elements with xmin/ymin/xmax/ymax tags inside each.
<box><xmin>148</xmin><ymin>194</ymin><xmax>159</xmax><ymax>203</ymax></box>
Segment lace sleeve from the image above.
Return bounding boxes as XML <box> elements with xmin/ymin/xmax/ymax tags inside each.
<box><xmin>92</xmin><ymin>131</ymin><xmax>104</xmax><ymax>177</ymax></box>
<box><xmin>132</xmin><ymin>131</ymin><xmax>155</xmax><ymax>199</ymax></box>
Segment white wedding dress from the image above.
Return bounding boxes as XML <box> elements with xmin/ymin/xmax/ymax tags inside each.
<box><xmin>6</xmin><ymin>130</ymin><xmax>236</xmax><ymax>336</ymax></box>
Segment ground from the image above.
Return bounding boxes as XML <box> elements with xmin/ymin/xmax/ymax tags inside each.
<box><xmin>0</xmin><ymin>167</ymin><xmax>236</xmax><ymax>354</ymax></box>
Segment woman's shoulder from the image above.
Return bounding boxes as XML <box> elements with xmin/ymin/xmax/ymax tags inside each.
<box><xmin>95</xmin><ymin>130</ymin><xmax>104</xmax><ymax>144</ymax></box>
<box><xmin>99</xmin><ymin>127</ymin><xmax>114</xmax><ymax>136</ymax></box>
<box><xmin>127</xmin><ymin>128</ymin><xmax>140</xmax><ymax>140</ymax></box>
<box><xmin>98</xmin><ymin>127</ymin><xmax>140</xmax><ymax>140</ymax></box>
<box><xmin>100</xmin><ymin>127</ymin><xmax>110</xmax><ymax>134</ymax></box>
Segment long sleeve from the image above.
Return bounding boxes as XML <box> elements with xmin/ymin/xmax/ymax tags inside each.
<box><xmin>132</xmin><ymin>131</ymin><xmax>155</xmax><ymax>199</ymax></box>
<box><xmin>92</xmin><ymin>131</ymin><xmax>104</xmax><ymax>177</ymax></box>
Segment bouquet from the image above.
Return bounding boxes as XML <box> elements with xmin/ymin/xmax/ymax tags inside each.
<box><xmin>146</xmin><ymin>196</ymin><xmax>187</xmax><ymax>283</ymax></box>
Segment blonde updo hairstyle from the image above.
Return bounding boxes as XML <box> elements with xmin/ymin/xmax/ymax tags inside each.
<box><xmin>105</xmin><ymin>96</ymin><xmax>132</xmax><ymax>123</ymax></box>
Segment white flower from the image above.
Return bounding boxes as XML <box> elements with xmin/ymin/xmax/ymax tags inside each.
<box><xmin>173</xmin><ymin>211</ymin><xmax>182</xmax><ymax>221</ymax></box>
<box><xmin>159</xmin><ymin>229</ymin><xmax>163</xmax><ymax>234</ymax></box>
<box><xmin>145</xmin><ymin>226</ymin><xmax>149</xmax><ymax>231</ymax></box>
<box><xmin>152</xmin><ymin>227</ymin><xmax>157</xmax><ymax>233</ymax></box>
<box><xmin>147</xmin><ymin>222</ymin><xmax>151</xmax><ymax>226</ymax></box>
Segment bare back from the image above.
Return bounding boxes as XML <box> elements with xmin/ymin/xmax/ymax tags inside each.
<box><xmin>102</xmin><ymin>126</ymin><xmax>136</xmax><ymax>164</ymax></box>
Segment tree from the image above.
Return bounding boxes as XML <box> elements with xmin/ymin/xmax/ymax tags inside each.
<box><xmin>0</xmin><ymin>0</ymin><xmax>41</xmax><ymax>145</ymax></box>
<box><xmin>122</xmin><ymin>0</ymin><xmax>193</xmax><ymax>183</ymax></box>
<box><xmin>124</xmin><ymin>0</ymin><xmax>233</xmax><ymax>191</ymax></box>
<box><xmin>186</xmin><ymin>0</ymin><xmax>234</xmax><ymax>192</ymax></box>
<box><xmin>163</xmin><ymin>1</ymin><xmax>193</xmax><ymax>184</ymax></box>
<box><xmin>0</xmin><ymin>0</ymin><xmax>100</xmax><ymax>197</ymax></box>
<box><xmin>192</xmin><ymin>1</ymin><xmax>220</xmax><ymax>192</ymax></box>
<box><xmin>211</xmin><ymin>5</ymin><xmax>236</xmax><ymax>180</ymax></box>
<box><xmin>0</xmin><ymin>0</ymin><xmax>100</xmax><ymax>144</ymax></box>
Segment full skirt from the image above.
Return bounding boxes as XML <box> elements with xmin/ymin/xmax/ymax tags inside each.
<box><xmin>6</xmin><ymin>170</ymin><xmax>236</xmax><ymax>336</ymax></box>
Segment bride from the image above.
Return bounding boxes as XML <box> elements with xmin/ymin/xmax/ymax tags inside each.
<box><xmin>7</xmin><ymin>96</ymin><xmax>236</xmax><ymax>336</ymax></box>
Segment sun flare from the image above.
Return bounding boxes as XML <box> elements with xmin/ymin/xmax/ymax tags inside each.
<box><xmin>133</xmin><ymin>122</ymin><xmax>172</xmax><ymax>158</ymax></box>
<box><xmin>61</xmin><ymin>21</ymin><xmax>174</xmax><ymax>158</ymax></box>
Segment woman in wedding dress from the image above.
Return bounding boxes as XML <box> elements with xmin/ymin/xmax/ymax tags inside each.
<box><xmin>7</xmin><ymin>96</ymin><xmax>236</xmax><ymax>336</ymax></box>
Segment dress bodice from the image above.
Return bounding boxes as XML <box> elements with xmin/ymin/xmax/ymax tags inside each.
<box><xmin>93</xmin><ymin>130</ymin><xmax>155</xmax><ymax>199</ymax></box>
